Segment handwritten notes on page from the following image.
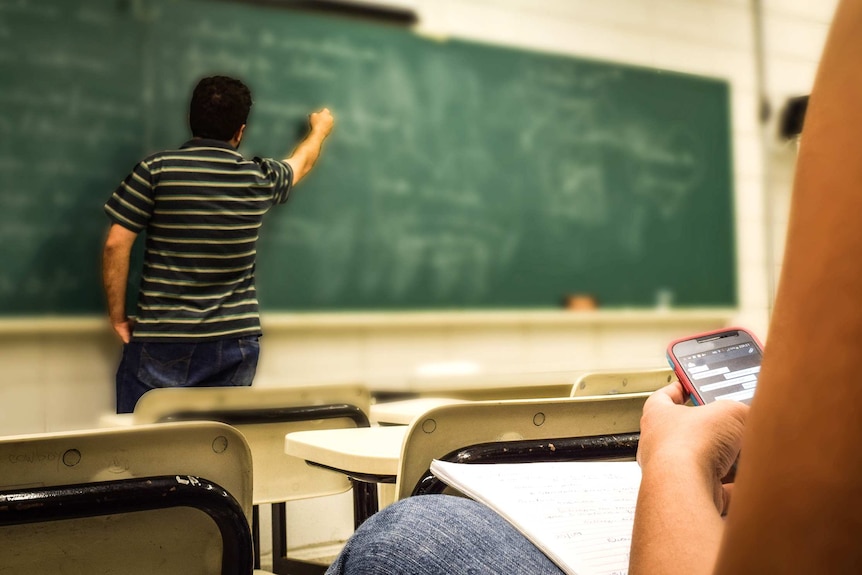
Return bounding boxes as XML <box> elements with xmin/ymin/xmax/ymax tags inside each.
<box><xmin>429</xmin><ymin>460</ymin><xmax>642</xmax><ymax>575</ymax></box>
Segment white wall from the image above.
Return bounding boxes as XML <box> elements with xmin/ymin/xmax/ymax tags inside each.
<box><xmin>0</xmin><ymin>0</ymin><xmax>838</xmax><ymax>437</ymax></box>
<box><xmin>758</xmin><ymin>0</ymin><xmax>836</xmax><ymax>305</ymax></box>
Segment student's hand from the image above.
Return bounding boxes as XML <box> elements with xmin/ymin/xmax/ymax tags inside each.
<box><xmin>309</xmin><ymin>108</ymin><xmax>334</xmax><ymax>137</ymax></box>
<box><xmin>112</xmin><ymin>317</ymin><xmax>135</xmax><ymax>344</ymax></box>
<box><xmin>637</xmin><ymin>381</ymin><xmax>748</xmax><ymax>514</ymax></box>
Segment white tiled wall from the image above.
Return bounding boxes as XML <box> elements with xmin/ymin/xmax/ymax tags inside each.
<box><xmin>0</xmin><ymin>0</ymin><xmax>838</xmax><ymax>436</ymax></box>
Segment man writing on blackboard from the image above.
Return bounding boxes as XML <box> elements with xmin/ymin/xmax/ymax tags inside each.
<box><xmin>101</xmin><ymin>75</ymin><xmax>334</xmax><ymax>413</ymax></box>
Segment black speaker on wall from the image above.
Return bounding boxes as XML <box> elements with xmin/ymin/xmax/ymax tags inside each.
<box><xmin>779</xmin><ymin>95</ymin><xmax>809</xmax><ymax>140</ymax></box>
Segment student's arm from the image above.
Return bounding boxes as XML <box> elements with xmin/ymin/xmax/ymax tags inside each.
<box><xmin>285</xmin><ymin>108</ymin><xmax>334</xmax><ymax>185</ymax></box>
<box><xmin>714</xmin><ymin>0</ymin><xmax>862</xmax><ymax>571</ymax></box>
<box><xmin>102</xmin><ymin>223</ymin><xmax>138</xmax><ymax>343</ymax></box>
<box><xmin>631</xmin><ymin>1</ymin><xmax>862</xmax><ymax>573</ymax></box>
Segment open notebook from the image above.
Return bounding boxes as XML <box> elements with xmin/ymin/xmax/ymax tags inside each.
<box><xmin>430</xmin><ymin>459</ymin><xmax>642</xmax><ymax>575</ymax></box>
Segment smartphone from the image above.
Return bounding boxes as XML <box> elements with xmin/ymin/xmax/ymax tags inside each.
<box><xmin>667</xmin><ymin>327</ymin><xmax>763</xmax><ymax>405</ymax></box>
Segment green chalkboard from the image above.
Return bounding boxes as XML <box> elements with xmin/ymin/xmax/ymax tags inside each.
<box><xmin>0</xmin><ymin>0</ymin><xmax>735</xmax><ymax>314</ymax></box>
<box><xmin>0</xmin><ymin>0</ymin><xmax>147</xmax><ymax>314</ymax></box>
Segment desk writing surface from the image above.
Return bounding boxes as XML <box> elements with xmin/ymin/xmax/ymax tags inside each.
<box><xmin>285</xmin><ymin>426</ymin><xmax>407</xmax><ymax>477</ymax></box>
<box><xmin>0</xmin><ymin>0</ymin><xmax>734</xmax><ymax>315</ymax></box>
<box><xmin>98</xmin><ymin>413</ymin><xmax>134</xmax><ymax>428</ymax></box>
<box><xmin>371</xmin><ymin>397</ymin><xmax>468</xmax><ymax>425</ymax></box>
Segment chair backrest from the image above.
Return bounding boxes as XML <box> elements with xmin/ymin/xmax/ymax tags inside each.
<box><xmin>394</xmin><ymin>393</ymin><xmax>649</xmax><ymax>500</ymax></box>
<box><xmin>0</xmin><ymin>422</ymin><xmax>253</xmax><ymax>575</ymax></box>
<box><xmin>569</xmin><ymin>367</ymin><xmax>675</xmax><ymax>397</ymax></box>
<box><xmin>133</xmin><ymin>384</ymin><xmax>371</xmax><ymax>504</ymax></box>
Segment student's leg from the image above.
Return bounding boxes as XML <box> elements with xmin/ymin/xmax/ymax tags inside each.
<box><xmin>182</xmin><ymin>336</ymin><xmax>260</xmax><ymax>388</ymax></box>
<box><xmin>186</xmin><ymin>336</ymin><xmax>260</xmax><ymax>387</ymax></box>
<box><xmin>115</xmin><ymin>343</ymin><xmax>141</xmax><ymax>414</ymax></box>
<box><xmin>326</xmin><ymin>494</ymin><xmax>565</xmax><ymax>575</ymax></box>
<box><xmin>220</xmin><ymin>335</ymin><xmax>260</xmax><ymax>386</ymax></box>
<box><xmin>116</xmin><ymin>340</ymin><xmax>196</xmax><ymax>413</ymax></box>
<box><xmin>115</xmin><ymin>336</ymin><xmax>259</xmax><ymax>413</ymax></box>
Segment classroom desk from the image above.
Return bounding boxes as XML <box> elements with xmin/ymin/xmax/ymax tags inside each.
<box><xmin>285</xmin><ymin>426</ymin><xmax>407</xmax><ymax>524</ymax></box>
<box><xmin>285</xmin><ymin>426</ymin><xmax>406</xmax><ymax>480</ymax></box>
<box><xmin>99</xmin><ymin>413</ymin><xmax>134</xmax><ymax>427</ymax></box>
<box><xmin>369</xmin><ymin>370</ymin><xmax>580</xmax><ymax>401</ymax></box>
<box><xmin>370</xmin><ymin>397</ymin><xmax>468</xmax><ymax>425</ymax></box>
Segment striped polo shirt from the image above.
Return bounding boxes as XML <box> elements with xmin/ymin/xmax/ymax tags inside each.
<box><xmin>104</xmin><ymin>138</ymin><xmax>293</xmax><ymax>342</ymax></box>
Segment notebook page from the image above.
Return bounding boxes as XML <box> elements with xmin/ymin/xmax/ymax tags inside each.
<box><xmin>430</xmin><ymin>460</ymin><xmax>642</xmax><ymax>575</ymax></box>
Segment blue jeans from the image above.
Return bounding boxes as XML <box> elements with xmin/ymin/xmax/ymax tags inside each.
<box><xmin>325</xmin><ymin>495</ymin><xmax>565</xmax><ymax>575</ymax></box>
<box><xmin>115</xmin><ymin>336</ymin><xmax>260</xmax><ymax>413</ymax></box>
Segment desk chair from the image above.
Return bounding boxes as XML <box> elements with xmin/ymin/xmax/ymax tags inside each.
<box><xmin>394</xmin><ymin>393</ymin><xmax>649</xmax><ymax>501</ymax></box>
<box><xmin>0</xmin><ymin>421</ymin><xmax>271</xmax><ymax>575</ymax></box>
<box><xmin>132</xmin><ymin>384</ymin><xmax>371</xmax><ymax>575</ymax></box>
<box><xmin>370</xmin><ymin>371</ymin><xmax>592</xmax><ymax>426</ymax></box>
<box><xmin>569</xmin><ymin>367</ymin><xmax>675</xmax><ymax>397</ymax></box>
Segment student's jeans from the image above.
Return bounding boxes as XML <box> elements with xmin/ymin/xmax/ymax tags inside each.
<box><xmin>325</xmin><ymin>495</ymin><xmax>566</xmax><ymax>575</ymax></box>
<box><xmin>115</xmin><ymin>336</ymin><xmax>260</xmax><ymax>414</ymax></box>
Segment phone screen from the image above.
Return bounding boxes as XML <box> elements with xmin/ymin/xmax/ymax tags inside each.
<box><xmin>675</xmin><ymin>339</ymin><xmax>762</xmax><ymax>405</ymax></box>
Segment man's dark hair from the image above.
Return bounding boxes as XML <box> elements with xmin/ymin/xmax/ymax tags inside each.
<box><xmin>189</xmin><ymin>76</ymin><xmax>253</xmax><ymax>141</ymax></box>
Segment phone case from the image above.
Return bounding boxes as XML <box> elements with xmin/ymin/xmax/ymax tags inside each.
<box><xmin>666</xmin><ymin>327</ymin><xmax>763</xmax><ymax>404</ymax></box>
